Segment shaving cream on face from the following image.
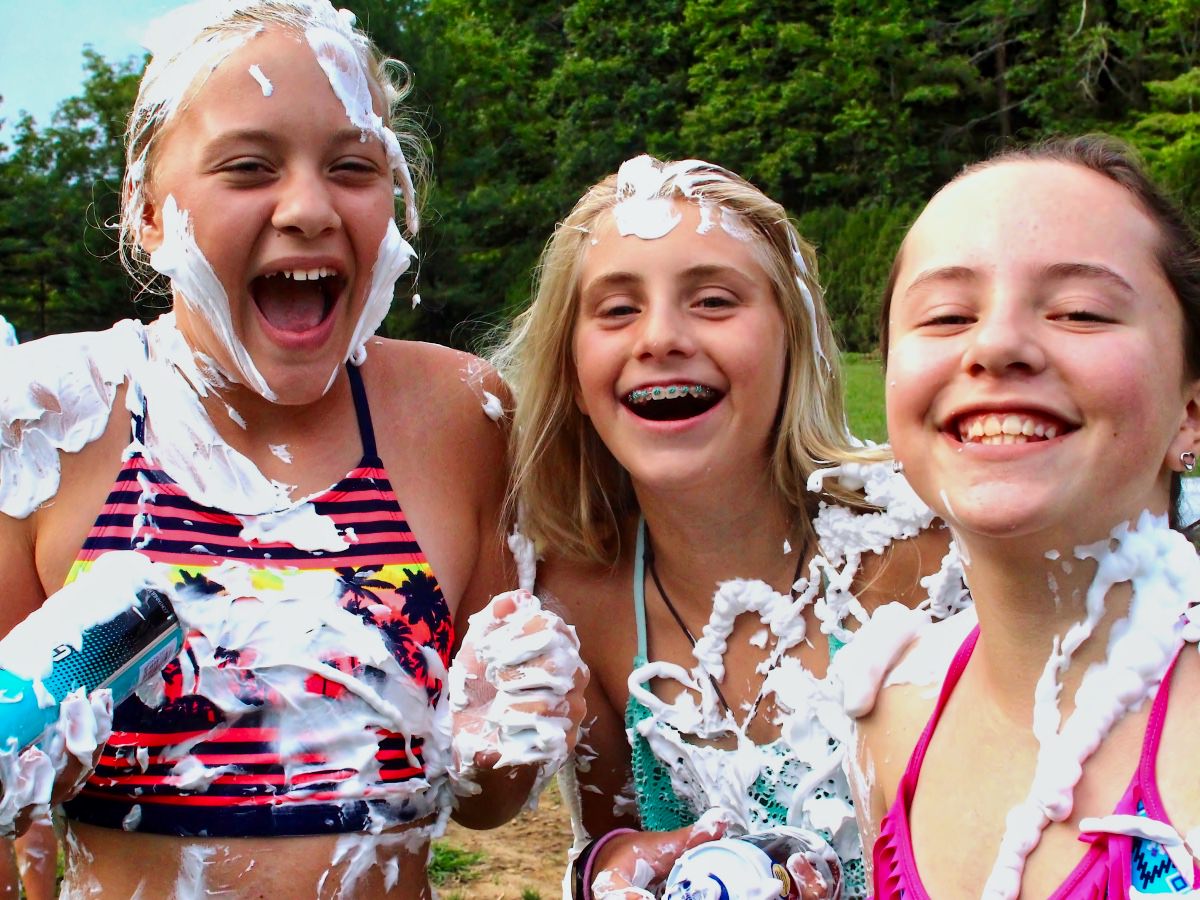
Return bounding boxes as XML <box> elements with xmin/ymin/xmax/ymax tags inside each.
<box><xmin>151</xmin><ymin>196</ymin><xmax>277</xmax><ymax>401</ymax></box>
<box><xmin>610</xmin><ymin>154</ymin><xmax>828</xmax><ymax>366</ymax></box>
<box><xmin>340</xmin><ymin>220</ymin><xmax>415</xmax><ymax>374</ymax></box>
<box><xmin>247</xmin><ymin>64</ymin><xmax>273</xmax><ymax>96</ymax></box>
<box><xmin>134</xmin><ymin>8</ymin><xmax>420</xmax><ymax>402</ymax></box>
<box><xmin>304</xmin><ymin>23</ymin><xmax>418</xmax><ymax>234</ymax></box>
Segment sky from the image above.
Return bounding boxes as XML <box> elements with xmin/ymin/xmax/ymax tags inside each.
<box><xmin>1</xmin><ymin>0</ymin><xmax>188</xmax><ymax>129</ymax></box>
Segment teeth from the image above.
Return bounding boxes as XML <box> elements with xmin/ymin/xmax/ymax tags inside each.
<box><xmin>959</xmin><ymin>413</ymin><xmax>1065</xmax><ymax>444</ymax></box>
<box><xmin>627</xmin><ymin>384</ymin><xmax>716</xmax><ymax>404</ymax></box>
<box><xmin>271</xmin><ymin>267</ymin><xmax>335</xmax><ymax>281</ymax></box>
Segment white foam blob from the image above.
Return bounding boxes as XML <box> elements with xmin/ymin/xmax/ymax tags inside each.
<box><xmin>448</xmin><ymin>591</ymin><xmax>586</xmax><ymax>801</ymax></box>
<box><xmin>247</xmin><ymin>63</ymin><xmax>273</xmax><ymax>96</ymax></box>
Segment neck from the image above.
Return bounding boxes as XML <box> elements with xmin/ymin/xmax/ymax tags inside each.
<box><xmin>958</xmin><ymin>524</ymin><xmax>1144</xmax><ymax>722</ymax></box>
<box><xmin>635</xmin><ymin>473</ymin><xmax>801</xmax><ymax>607</ymax></box>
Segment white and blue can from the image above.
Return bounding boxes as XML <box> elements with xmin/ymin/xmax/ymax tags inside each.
<box><xmin>663</xmin><ymin>827</ymin><xmax>842</xmax><ymax>900</ymax></box>
<box><xmin>0</xmin><ymin>588</ymin><xmax>183</xmax><ymax>753</ymax></box>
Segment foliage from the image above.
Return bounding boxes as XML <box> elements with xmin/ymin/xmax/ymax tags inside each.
<box><xmin>3</xmin><ymin>2</ymin><xmax>1200</xmax><ymax>348</ymax></box>
<box><xmin>427</xmin><ymin>841</ymin><xmax>485</xmax><ymax>886</ymax></box>
<box><xmin>0</xmin><ymin>51</ymin><xmax>146</xmax><ymax>341</ymax></box>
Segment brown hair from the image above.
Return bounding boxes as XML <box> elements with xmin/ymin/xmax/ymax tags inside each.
<box><xmin>879</xmin><ymin>134</ymin><xmax>1200</xmax><ymax>527</ymax></box>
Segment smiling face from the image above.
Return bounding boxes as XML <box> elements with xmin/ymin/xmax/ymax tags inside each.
<box><xmin>885</xmin><ymin>160</ymin><xmax>1200</xmax><ymax>549</ymax></box>
<box><xmin>571</xmin><ymin>200</ymin><xmax>788</xmax><ymax>496</ymax></box>
<box><xmin>139</xmin><ymin>27</ymin><xmax>398</xmax><ymax>404</ymax></box>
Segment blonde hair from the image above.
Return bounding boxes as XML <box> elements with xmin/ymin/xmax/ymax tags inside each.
<box><xmin>119</xmin><ymin>0</ymin><xmax>427</xmax><ymax>289</ymax></box>
<box><xmin>495</xmin><ymin>156</ymin><xmax>885</xmax><ymax>565</ymax></box>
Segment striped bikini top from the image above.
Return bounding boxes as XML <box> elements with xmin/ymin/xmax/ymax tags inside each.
<box><xmin>62</xmin><ymin>363</ymin><xmax>453</xmax><ymax>837</ymax></box>
<box><xmin>873</xmin><ymin>626</ymin><xmax>1198</xmax><ymax>898</ymax></box>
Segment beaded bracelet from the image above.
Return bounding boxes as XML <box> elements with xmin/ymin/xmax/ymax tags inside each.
<box><xmin>572</xmin><ymin>827</ymin><xmax>637</xmax><ymax>900</ymax></box>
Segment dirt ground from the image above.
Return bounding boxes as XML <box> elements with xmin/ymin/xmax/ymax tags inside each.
<box><xmin>437</xmin><ymin>781</ymin><xmax>575</xmax><ymax>899</ymax></box>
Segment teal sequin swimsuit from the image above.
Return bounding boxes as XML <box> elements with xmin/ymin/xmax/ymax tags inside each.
<box><xmin>625</xmin><ymin>518</ymin><xmax>867</xmax><ymax>897</ymax></box>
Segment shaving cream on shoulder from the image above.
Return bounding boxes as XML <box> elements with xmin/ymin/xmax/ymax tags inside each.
<box><xmin>0</xmin><ymin>320</ymin><xmax>144</xmax><ymax>518</ymax></box>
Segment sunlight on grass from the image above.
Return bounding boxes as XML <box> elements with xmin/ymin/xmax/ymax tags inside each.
<box><xmin>843</xmin><ymin>353</ymin><xmax>887</xmax><ymax>445</ymax></box>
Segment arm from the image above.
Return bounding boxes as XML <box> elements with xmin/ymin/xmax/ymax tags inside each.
<box><xmin>438</xmin><ymin>360</ymin><xmax>588</xmax><ymax>828</ymax></box>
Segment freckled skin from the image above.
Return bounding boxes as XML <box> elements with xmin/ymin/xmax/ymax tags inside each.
<box><xmin>859</xmin><ymin>160</ymin><xmax>1200</xmax><ymax>898</ymax></box>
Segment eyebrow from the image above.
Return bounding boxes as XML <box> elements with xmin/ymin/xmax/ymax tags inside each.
<box><xmin>584</xmin><ymin>264</ymin><xmax>748</xmax><ymax>289</ymax></box>
<box><xmin>903</xmin><ymin>265</ymin><xmax>977</xmax><ymax>297</ymax></box>
<box><xmin>202</xmin><ymin>127</ymin><xmax>372</xmax><ymax>156</ymax></box>
<box><xmin>1040</xmin><ymin>261</ymin><xmax>1134</xmax><ymax>294</ymax></box>
<box><xmin>903</xmin><ymin>261</ymin><xmax>1135</xmax><ymax>297</ymax></box>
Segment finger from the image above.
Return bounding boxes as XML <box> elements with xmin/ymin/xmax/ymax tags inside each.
<box><xmin>785</xmin><ymin>853</ymin><xmax>829</xmax><ymax>900</ymax></box>
<box><xmin>484</xmin><ymin>590</ymin><xmax>523</xmax><ymax>622</ymax></box>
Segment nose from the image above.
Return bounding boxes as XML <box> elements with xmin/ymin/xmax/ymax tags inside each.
<box><xmin>633</xmin><ymin>297</ymin><xmax>695</xmax><ymax>360</ymax></box>
<box><xmin>271</xmin><ymin>170</ymin><xmax>340</xmax><ymax>239</ymax></box>
<box><xmin>962</xmin><ymin>297</ymin><xmax>1045</xmax><ymax>377</ymax></box>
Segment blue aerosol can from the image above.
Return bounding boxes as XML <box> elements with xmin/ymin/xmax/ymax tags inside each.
<box><xmin>0</xmin><ymin>587</ymin><xmax>183</xmax><ymax>752</ymax></box>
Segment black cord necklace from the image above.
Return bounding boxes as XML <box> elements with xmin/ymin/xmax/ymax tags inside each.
<box><xmin>643</xmin><ymin>529</ymin><xmax>806</xmax><ymax>724</ymax></box>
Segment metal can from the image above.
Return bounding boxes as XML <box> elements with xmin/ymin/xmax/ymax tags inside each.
<box><xmin>0</xmin><ymin>588</ymin><xmax>183</xmax><ymax>753</ymax></box>
<box><xmin>662</xmin><ymin>827</ymin><xmax>842</xmax><ymax>900</ymax></box>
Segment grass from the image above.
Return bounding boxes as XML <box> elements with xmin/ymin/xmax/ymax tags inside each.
<box><xmin>428</xmin><ymin>842</ymin><xmax>485</xmax><ymax>886</ymax></box>
<box><xmin>522</xmin><ymin>890</ymin><xmax>543</xmax><ymax>900</ymax></box>
<box><xmin>842</xmin><ymin>352</ymin><xmax>887</xmax><ymax>445</ymax></box>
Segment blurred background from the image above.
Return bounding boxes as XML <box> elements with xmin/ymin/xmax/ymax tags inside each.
<box><xmin>1</xmin><ymin>0</ymin><xmax>1197</xmax><ymax>356</ymax></box>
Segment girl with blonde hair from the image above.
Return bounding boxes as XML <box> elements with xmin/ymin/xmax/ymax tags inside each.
<box><xmin>497</xmin><ymin>155</ymin><xmax>955</xmax><ymax>899</ymax></box>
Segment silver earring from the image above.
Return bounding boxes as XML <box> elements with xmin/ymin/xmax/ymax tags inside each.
<box><xmin>1182</xmin><ymin>451</ymin><xmax>1196</xmax><ymax>473</ymax></box>
<box><xmin>892</xmin><ymin>459</ymin><xmax>905</xmax><ymax>474</ymax></box>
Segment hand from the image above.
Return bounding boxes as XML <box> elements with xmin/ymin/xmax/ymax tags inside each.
<box><xmin>449</xmin><ymin>590</ymin><xmax>589</xmax><ymax>785</ymax></box>
<box><xmin>589</xmin><ymin>816</ymin><xmax>731</xmax><ymax>900</ymax></box>
<box><xmin>784</xmin><ymin>847</ymin><xmax>842</xmax><ymax>900</ymax></box>
<box><xmin>0</xmin><ymin>687</ymin><xmax>111</xmax><ymax>838</ymax></box>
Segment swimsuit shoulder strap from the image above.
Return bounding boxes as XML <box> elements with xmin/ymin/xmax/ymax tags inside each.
<box><xmin>345</xmin><ymin>362</ymin><xmax>378</xmax><ymax>460</ymax></box>
<box><xmin>899</xmin><ymin>624</ymin><xmax>980</xmax><ymax>789</ymax></box>
<box><xmin>633</xmin><ymin>515</ymin><xmax>649</xmax><ymax>663</ymax></box>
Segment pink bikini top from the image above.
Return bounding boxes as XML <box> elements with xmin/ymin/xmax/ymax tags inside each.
<box><xmin>872</xmin><ymin>625</ymin><xmax>1197</xmax><ymax>899</ymax></box>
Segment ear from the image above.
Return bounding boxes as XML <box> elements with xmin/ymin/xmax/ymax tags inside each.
<box><xmin>138</xmin><ymin>191</ymin><xmax>164</xmax><ymax>255</ymax></box>
<box><xmin>1167</xmin><ymin>377</ymin><xmax>1200</xmax><ymax>471</ymax></box>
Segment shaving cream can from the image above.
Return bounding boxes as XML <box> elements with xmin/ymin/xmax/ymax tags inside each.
<box><xmin>663</xmin><ymin>827</ymin><xmax>843</xmax><ymax>900</ymax></box>
<box><xmin>0</xmin><ymin>588</ymin><xmax>183</xmax><ymax>753</ymax></box>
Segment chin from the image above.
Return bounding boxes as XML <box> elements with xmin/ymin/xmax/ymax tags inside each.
<box><xmin>262</xmin><ymin>359</ymin><xmax>345</xmax><ymax>407</ymax></box>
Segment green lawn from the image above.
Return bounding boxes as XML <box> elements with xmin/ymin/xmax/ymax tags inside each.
<box><xmin>842</xmin><ymin>353</ymin><xmax>887</xmax><ymax>445</ymax></box>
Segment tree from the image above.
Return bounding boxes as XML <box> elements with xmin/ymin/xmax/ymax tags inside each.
<box><xmin>0</xmin><ymin>50</ymin><xmax>145</xmax><ymax>339</ymax></box>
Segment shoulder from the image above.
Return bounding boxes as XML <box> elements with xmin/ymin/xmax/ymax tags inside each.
<box><xmin>849</xmin><ymin>609</ymin><xmax>974</xmax><ymax>808</ymax></box>
<box><xmin>537</xmin><ymin>547</ymin><xmax>637</xmax><ymax>703</ymax></box>
<box><xmin>538</xmin><ymin>552</ymin><xmax>630</xmax><ymax>631</ymax></box>
<box><xmin>1</xmin><ymin>321</ymin><xmax>142</xmax><ymax>519</ymax></box>
<box><xmin>1157</xmin><ymin>643</ymin><xmax>1200</xmax><ymax>838</ymax></box>
<box><xmin>855</xmin><ymin>521</ymin><xmax>954</xmax><ymax>615</ymax></box>
<box><xmin>363</xmin><ymin>339</ymin><xmax>506</xmax><ymax>437</ymax></box>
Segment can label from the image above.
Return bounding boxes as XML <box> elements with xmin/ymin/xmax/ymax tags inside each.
<box><xmin>663</xmin><ymin>827</ymin><xmax>842</xmax><ymax>900</ymax></box>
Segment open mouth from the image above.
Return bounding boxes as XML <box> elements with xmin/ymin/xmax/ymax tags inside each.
<box><xmin>624</xmin><ymin>384</ymin><xmax>723</xmax><ymax>421</ymax></box>
<box><xmin>251</xmin><ymin>267</ymin><xmax>345</xmax><ymax>334</ymax></box>
<box><xmin>953</xmin><ymin>411</ymin><xmax>1075</xmax><ymax>445</ymax></box>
